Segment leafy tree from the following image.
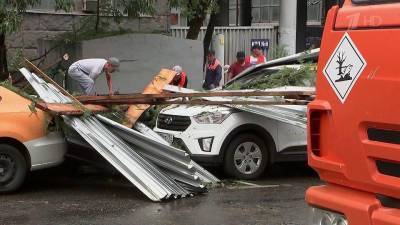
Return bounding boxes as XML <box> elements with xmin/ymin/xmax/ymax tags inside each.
<box><xmin>94</xmin><ymin>0</ymin><xmax>155</xmax><ymax>32</ymax></box>
<box><xmin>169</xmin><ymin>0</ymin><xmax>217</xmax><ymax>40</ymax></box>
<box><xmin>0</xmin><ymin>0</ymin><xmax>73</xmax><ymax>80</ymax></box>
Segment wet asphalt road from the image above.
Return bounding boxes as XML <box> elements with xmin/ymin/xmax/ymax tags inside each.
<box><xmin>0</xmin><ymin>162</ymin><xmax>321</xmax><ymax>225</ymax></box>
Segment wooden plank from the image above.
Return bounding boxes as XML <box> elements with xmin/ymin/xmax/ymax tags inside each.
<box><xmin>35</xmin><ymin>99</ymin><xmax>307</xmax><ymax>116</ymax></box>
<box><xmin>76</xmin><ymin>90</ymin><xmax>315</xmax><ymax>102</ymax></box>
<box><xmin>151</xmin><ymin>99</ymin><xmax>309</xmax><ymax>105</ymax></box>
<box><xmin>36</xmin><ymin>103</ymin><xmax>109</xmax><ymax>115</ymax></box>
<box><xmin>124</xmin><ymin>69</ymin><xmax>176</xmax><ymax>128</ymax></box>
<box><xmin>70</xmin><ymin>98</ymin><xmax>309</xmax><ymax>105</ymax></box>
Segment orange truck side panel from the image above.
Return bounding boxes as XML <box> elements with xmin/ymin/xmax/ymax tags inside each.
<box><xmin>308</xmin><ymin>1</ymin><xmax>400</xmax><ymax>223</ymax></box>
<box><xmin>124</xmin><ymin>69</ymin><xmax>176</xmax><ymax>127</ymax></box>
<box><xmin>309</xmin><ymin>2</ymin><xmax>400</xmax><ymax>199</ymax></box>
<box><xmin>0</xmin><ymin>87</ymin><xmax>48</xmax><ymax>143</ymax></box>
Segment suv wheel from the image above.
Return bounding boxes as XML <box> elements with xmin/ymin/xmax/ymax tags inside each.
<box><xmin>0</xmin><ymin>144</ymin><xmax>27</xmax><ymax>193</ymax></box>
<box><xmin>224</xmin><ymin>134</ymin><xmax>268</xmax><ymax>180</ymax></box>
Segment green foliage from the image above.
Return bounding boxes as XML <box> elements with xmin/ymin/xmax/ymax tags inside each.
<box><xmin>55</xmin><ymin>0</ymin><xmax>74</xmax><ymax>11</ymax></box>
<box><xmin>0</xmin><ymin>0</ymin><xmax>73</xmax><ymax>34</ymax></box>
<box><xmin>227</xmin><ymin>63</ymin><xmax>316</xmax><ymax>90</ymax></box>
<box><xmin>8</xmin><ymin>48</ymin><xmax>23</xmax><ymax>71</ymax></box>
<box><xmin>120</xmin><ymin>0</ymin><xmax>155</xmax><ymax>17</ymax></box>
<box><xmin>0</xmin><ymin>7</ymin><xmax>21</xmax><ymax>34</ymax></box>
<box><xmin>28</xmin><ymin>101</ymin><xmax>37</xmax><ymax>113</ymax></box>
<box><xmin>138</xmin><ymin>105</ymin><xmax>166</xmax><ymax>129</ymax></box>
<box><xmin>269</xmin><ymin>45</ymin><xmax>288</xmax><ymax>60</ymax></box>
<box><xmin>169</xmin><ymin>0</ymin><xmax>217</xmax><ymax>21</ymax></box>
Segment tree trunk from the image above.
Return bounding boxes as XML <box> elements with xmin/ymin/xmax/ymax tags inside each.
<box><xmin>186</xmin><ymin>16</ymin><xmax>205</xmax><ymax>40</ymax></box>
<box><xmin>202</xmin><ymin>13</ymin><xmax>217</xmax><ymax>69</ymax></box>
<box><xmin>95</xmin><ymin>0</ymin><xmax>100</xmax><ymax>32</ymax></box>
<box><xmin>0</xmin><ymin>33</ymin><xmax>8</xmax><ymax>81</ymax></box>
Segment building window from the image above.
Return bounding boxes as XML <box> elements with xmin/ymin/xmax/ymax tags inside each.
<box><xmin>252</xmin><ymin>0</ymin><xmax>280</xmax><ymax>24</ymax></box>
<box><xmin>307</xmin><ymin>0</ymin><xmax>323</xmax><ymax>23</ymax></box>
<box><xmin>229</xmin><ymin>0</ymin><xmax>239</xmax><ymax>26</ymax></box>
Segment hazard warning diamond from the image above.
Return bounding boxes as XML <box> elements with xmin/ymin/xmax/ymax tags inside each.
<box><xmin>323</xmin><ymin>32</ymin><xmax>367</xmax><ymax>103</ymax></box>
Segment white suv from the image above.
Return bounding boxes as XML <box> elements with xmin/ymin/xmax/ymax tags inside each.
<box><xmin>154</xmin><ymin>65</ymin><xmax>311</xmax><ymax>179</ymax></box>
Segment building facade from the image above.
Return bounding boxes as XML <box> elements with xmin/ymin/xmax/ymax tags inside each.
<box><xmin>170</xmin><ymin>0</ymin><xmax>324</xmax><ymax>27</ymax></box>
<box><xmin>6</xmin><ymin>0</ymin><xmax>170</xmax><ymax>60</ymax></box>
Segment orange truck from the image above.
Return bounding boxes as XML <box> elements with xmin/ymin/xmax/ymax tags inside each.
<box><xmin>307</xmin><ymin>0</ymin><xmax>400</xmax><ymax>224</ymax></box>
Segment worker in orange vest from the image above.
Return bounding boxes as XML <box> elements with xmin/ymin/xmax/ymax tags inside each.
<box><xmin>203</xmin><ymin>50</ymin><xmax>222</xmax><ymax>90</ymax></box>
<box><xmin>170</xmin><ymin>65</ymin><xmax>188</xmax><ymax>88</ymax></box>
<box><xmin>245</xmin><ymin>45</ymin><xmax>266</xmax><ymax>66</ymax></box>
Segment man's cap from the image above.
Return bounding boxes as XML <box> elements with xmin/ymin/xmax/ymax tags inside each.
<box><xmin>172</xmin><ymin>65</ymin><xmax>183</xmax><ymax>74</ymax></box>
<box><xmin>108</xmin><ymin>57</ymin><xmax>120</xmax><ymax>68</ymax></box>
<box><xmin>236</xmin><ymin>51</ymin><xmax>245</xmax><ymax>58</ymax></box>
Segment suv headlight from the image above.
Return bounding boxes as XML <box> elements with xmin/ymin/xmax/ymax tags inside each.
<box><xmin>309</xmin><ymin>207</ymin><xmax>348</xmax><ymax>225</ymax></box>
<box><xmin>193</xmin><ymin>110</ymin><xmax>232</xmax><ymax>124</ymax></box>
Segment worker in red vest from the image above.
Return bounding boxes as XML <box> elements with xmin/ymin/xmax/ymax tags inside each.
<box><xmin>170</xmin><ymin>65</ymin><xmax>188</xmax><ymax>88</ymax></box>
<box><xmin>245</xmin><ymin>45</ymin><xmax>266</xmax><ymax>66</ymax></box>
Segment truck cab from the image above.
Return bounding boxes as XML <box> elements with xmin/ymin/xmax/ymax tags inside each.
<box><xmin>307</xmin><ymin>1</ymin><xmax>400</xmax><ymax>224</ymax></box>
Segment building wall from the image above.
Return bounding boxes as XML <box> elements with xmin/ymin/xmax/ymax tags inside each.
<box><xmin>6</xmin><ymin>0</ymin><xmax>170</xmax><ymax>61</ymax></box>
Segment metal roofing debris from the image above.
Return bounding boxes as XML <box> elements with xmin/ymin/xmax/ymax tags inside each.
<box><xmin>97</xmin><ymin>115</ymin><xmax>205</xmax><ymax>188</ymax></box>
<box><xmin>134</xmin><ymin>121</ymin><xmax>219</xmax><ymax>184</ymax></box>
<box><xmin>19</xmin><ymin>67</ymin><xmax>218</xmax><ymax>202</ymax></box>
<box><xmin>63</xmin><ymin>115</ymin><xmax>191</xmax><ymax>201</ymax></box>
<box><xmin>163</xmin><ymin>84</ymin><xmax>308</xmax><ymax>128</ymax></box>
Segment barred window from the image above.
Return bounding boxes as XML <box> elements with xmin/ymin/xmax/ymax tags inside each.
<box><xmin>252</xmin><ymin>0</ymin><xmax>280</xmax><ymax>24</ymax></box>
<box><xmin>229</xmin><ymin>0</ymin><xmax>239</xmax><ymax>26</ymax></box>
<box><xmin>307</xmin><ymin>0</ymin><xmax>323</xmax><ymax>23</ymax></box>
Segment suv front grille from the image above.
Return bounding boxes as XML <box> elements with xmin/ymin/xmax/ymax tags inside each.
<box><xmin>157</xmin><ymin>114</ymin><xmax>191</xmax><ymax>131</ymax></box>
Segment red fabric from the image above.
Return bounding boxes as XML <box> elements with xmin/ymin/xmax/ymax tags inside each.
<box><xmin>170</xmin><ymin>71</ymin><xmax>187</xmax><ymax>88</ymax></box>
<box><xmin>228</xmin><ymin>61</ymin><xmax>251</xmax><ymax>79</ymax></box>
<box><xmin>177</xmin><ymin>71</ymin><xmax>187</xmax><ymax>87</ymax></box>
<box><xmin>208</xmin><ymin>59</ymin><xmax>221</xmax><ymax>70</ymax></box>
<box><xmin>245</xmin><ymin>55</ymin><xmax>266</xmax><ymax>65</ymax></box>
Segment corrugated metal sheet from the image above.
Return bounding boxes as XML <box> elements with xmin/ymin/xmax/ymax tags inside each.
<box><xmin>19</xmin><ymin>68</ymin><xmax>218</xmax><ymax>201</ymax></box>
<box><xmin>97</xmin><ymin>115</ymin><xmax>204</xmax><ymax>188</ymax></box>
<box><xmin>63</xmin><ymin>116</ymin><xmax>190</xmax><ymax>201</ymax></box>
<box><xmin>171</xmin><ymin>26</ymin><xmax>279</xmax><ymax>64</ymax></box>
<box><xmin>162</xmin><ymin>84</ymin><xmax>308</xmax><ymax>128</ymax></box>
<box><xmin>133</xmin><ymin>121</ymin><xmax>220</xmax><ymax>184</ymax></box>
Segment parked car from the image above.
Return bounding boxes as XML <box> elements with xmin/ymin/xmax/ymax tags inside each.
<box><xmin>154</xmin><ymin>64</ymin><xmax>314</xmax><ymax>179</ymax></box>
<box><xmin>0</xmin><ymin>86</ymin><xmax>67</xmax><ymax>193</ymax></box>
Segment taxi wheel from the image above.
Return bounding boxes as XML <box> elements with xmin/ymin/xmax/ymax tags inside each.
<box><xmin>0</xmin><ymin>144</ymin><xmax>27</xmax><ymax>193</ymax></box>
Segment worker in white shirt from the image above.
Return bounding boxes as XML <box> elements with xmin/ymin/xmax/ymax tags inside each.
<box><xmin>68</xmin><ymin>57</ymin><xmax>120</xmax><ymax>95</ymax></box>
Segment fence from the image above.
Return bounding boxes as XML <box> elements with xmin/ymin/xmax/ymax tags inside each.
<box><xmin>170</xmin><ymin>26</ymin><xmax>279</xmax><ymax>65</ymax></box>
